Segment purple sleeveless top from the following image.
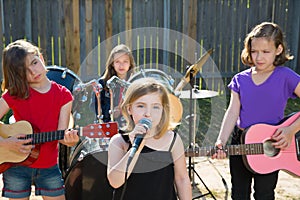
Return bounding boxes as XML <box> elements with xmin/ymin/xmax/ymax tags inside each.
<box><xmin>229</xmin><ymin>66</ymin><xmax>300</xmax><ymax>128</ymax></box>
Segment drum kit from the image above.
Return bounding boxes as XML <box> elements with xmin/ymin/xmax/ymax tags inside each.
<box><xmin>45</xmin><ymin>49</ymin><xmax>218</xmax><ymax>200</ymax></box>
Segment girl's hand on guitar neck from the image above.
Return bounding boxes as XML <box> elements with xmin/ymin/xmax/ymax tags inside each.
<box><xmin>0</xmin><ymin>134</ymin><xmax>33</xmax><ymax>154</ymax></box>
<box><xmin>212</xmin><ymin>140</ymin><xmax>227</xmax><ymax>159</ymax></box>
<box><xmin>271</xmin><ymin>126</ymin><xmax>294</xmax><ymax>149</ymax></box>
<box><xmin>59</xmin><ymin>129</ymin><xmax>79</xmax><ymax>147</ymax></box>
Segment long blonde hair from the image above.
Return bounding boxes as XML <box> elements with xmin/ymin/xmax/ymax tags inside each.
<box><xmin>121</xmin><ymin>78</ymin><xmax>170</xmax><ymax>139</ymax></box>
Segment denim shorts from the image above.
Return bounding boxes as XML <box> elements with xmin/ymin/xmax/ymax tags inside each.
<box><xmin>2</xmin><ymin>164</ymin><xmax>65</xmax><ymax>198</ymax></box>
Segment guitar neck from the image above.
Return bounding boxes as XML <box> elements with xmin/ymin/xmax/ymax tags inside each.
<box><xmin>23</xmin><ymin>122</ymin><xmax>118</xmax><ymax>145</ymax></box>
<box><xmin>186</xmin><ymin>143</ymin><xmax>264</xmax><ymax>157</ymax></box>
<box><xmin>25</xmin><ymin>130</ymin><xmax>66</xmax><ymax>144</ymax></box>
<box><xmin>225</xmin><ymin>143</ymin><xmax>264</xmax><ymax>155</ymax></box>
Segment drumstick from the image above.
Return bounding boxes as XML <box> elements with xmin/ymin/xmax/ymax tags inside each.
<box><xmin>174</xmin><ymin>48</ymin><xmax>213</xmax><ymax>92</ymax></box>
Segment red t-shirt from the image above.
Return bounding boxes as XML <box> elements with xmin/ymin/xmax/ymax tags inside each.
<box><xmin>2</xmin><ymin>81</ymin><xmax>73</xmax><ymax>168</ymax></box>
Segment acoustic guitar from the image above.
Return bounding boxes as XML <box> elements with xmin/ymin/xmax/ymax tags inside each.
<box><xmin>186</xmin><ymin>112</ymin><xmax>300</xmax><ymax>177</ymax></box>
<box><xmin>0</xmin><ymin>120</ymin><xmax>118</xmax><ymax>173</ymax></box>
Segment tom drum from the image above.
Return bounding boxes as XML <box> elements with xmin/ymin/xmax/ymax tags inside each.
<box><xmin>65</xmin><ymin>138</ymin><xmax>113</xmax><ymax>200</ymax></box>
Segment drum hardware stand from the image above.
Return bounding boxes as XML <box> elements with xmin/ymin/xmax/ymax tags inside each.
<box><xmin>76</xmin><ymin>79</ymin><xmax>104</xmax><ymax>124</ymax></box>
<box><xmin>95</xmin><ymin>93</ymin><xmax>104</xmax><ymax>124</ymax></box>
<box><xmin>107</xmin><ymin>76</ymin><xmax>129</xmax><ymax>117</ymax></box>
<box><xmin>186</xmin><ymin>67</ymin><xmax>216</xmax><ymax>200</ymax></box>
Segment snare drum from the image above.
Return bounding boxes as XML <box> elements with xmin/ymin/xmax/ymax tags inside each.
<box><xmin>65</xmin><ymin>140</ymin><xmax>113</xmax><ymax>200</ymax></box>
<box><xmin>46</xmin><ymin>65</ymin><xmax>82</xmax><ymax>177</ymax></box>
<box><xmin>128</xmin><ymin>69</ymin><xmax>183</xmax><ymax>125</ymax></box>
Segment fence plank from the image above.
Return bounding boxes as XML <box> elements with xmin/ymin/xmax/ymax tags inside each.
<box><xmin>58</xmin><ymin>1</ymin><xmax>66</xmax><ymax>67</ymax></box>
<box><xmin>286</xmin><ymin>0</ymin><xmax>300</xmax><ymax>72</ymax></box>
<box><xmin>105</xmin><ymin>0</ymin><xmax>113</xmax><ymax>58</ymax></box>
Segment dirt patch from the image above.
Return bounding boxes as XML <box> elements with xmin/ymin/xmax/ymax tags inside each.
<box><xmin>1</xmin><ymin>158</ymin><xmax>299</xmax><ymax>199</ymax></box>
<box><xmin>192</xmin><ymin>158</ymin><xmax>300</xmax><ymax>200</ymax></box>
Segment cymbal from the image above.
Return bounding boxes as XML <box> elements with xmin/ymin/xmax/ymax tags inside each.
<box><xmin>179</xmin><ymin>89</ymin><xmax>218</xmax><ymax>99</ymax></box>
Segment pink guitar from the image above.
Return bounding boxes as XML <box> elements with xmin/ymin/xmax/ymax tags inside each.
<box><xmin>186</xmin><ymin>112</ymin><xmax>300</xmax><ymax>177</ymax></box>
<box><xmin>0</xmin><ymin>121</ymin><xmax>118</xmax><ymax>173</ymax></box>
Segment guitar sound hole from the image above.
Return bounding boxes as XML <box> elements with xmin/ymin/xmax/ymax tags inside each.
<box><xmin>263</xmin><ymin>140</ymin><xmax>280</xmax><ymax>157</ymax></box>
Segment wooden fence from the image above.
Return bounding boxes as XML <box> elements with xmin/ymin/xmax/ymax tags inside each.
<box><xmin>0</xmin><ymin>0</ymin><xmax>299</xmax><ymax>92</ymax></box>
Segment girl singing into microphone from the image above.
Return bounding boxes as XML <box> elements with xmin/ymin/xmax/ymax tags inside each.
<box><xmin>107</xmin><ymin>78</ymin><xmax>192</xmax><ymax>200</ymax></box>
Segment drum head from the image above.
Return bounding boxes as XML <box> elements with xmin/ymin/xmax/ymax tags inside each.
<box><xmin>65</xmin><ymin>150</ymin><xmax>113</xmax><ymax>200</ymax></box>
<box><xmin>128</xmin><ymin>69</ymin><xmax>174</xmax><ymax>92</ymax></box>
<box><xmin>128</xmin><ymin>69</ymin><xmax>183</xmax><ymax>125</ymax></box>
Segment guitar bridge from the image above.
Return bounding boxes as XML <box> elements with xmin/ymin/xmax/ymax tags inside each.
<box><xmin>296</xmin><ymin>131</ymin><xmax>300</xmax><ymax>161</ymax></box>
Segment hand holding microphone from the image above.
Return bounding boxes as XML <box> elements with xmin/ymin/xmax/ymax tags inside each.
<box><xmin>127</xmin><ymin>118</ymin><xmax>152</xmax><ymax>165</ymax></box>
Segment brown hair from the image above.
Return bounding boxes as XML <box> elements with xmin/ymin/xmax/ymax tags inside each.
<box><xmin>2</xmin><ymin>39</ymin><xmax>41</xmax><ymax>99</ymax></box>
<box><xmin>121</xmin><ymin>78</ymin><xmax>170</xmax><ymax>138</ymax></box>
<box><xmin>241</xmin><ymin>22</ymin><xmax>293</xmax><ymax>67</ymax></box>
<box><xmin>102</xmin><ymin>44</ymin><xmax>136</xmax><ymax>83</ymax></box>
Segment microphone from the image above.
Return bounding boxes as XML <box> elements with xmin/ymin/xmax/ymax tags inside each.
<box><xmin>127</xmin><ymin>118</ymin><xmax>152</xmax><ymax>165</ymax></box>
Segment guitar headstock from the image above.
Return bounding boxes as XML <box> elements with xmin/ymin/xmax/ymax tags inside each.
<box><xmin>80</xmin><ymin>122</ymin><xmax>118</xmax><ymax>138</ymax></box>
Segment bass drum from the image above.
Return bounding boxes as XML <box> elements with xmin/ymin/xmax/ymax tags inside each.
<box><xmin>46</xmin><ymin>65</ymin><xmax>82</xmax><ymax>93</ymax></box>
<box><xmin>46</xmin><ymin>65</ymin><xmax>82</xmax><ymax>177</ymax></box>
<box><xmin>128</xmin><ymin>69</ymin><xmax>183</xmax><ymax>126</ymax></box>
<box><xmin>65</xmin><ymin>139</ymin><xmax>113</xmax><ymax>200</ymax></box>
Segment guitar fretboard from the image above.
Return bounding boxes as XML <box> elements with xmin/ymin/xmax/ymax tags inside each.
<box><xmin>186</xmin><ymin>143</ymin><xmax>264</xmax><ymax>157</ymax></box>
<box><xmin>25</xmin><ymin>130</ymin><xmax>65</xmax><ymax>144</ymax></box>
<box><xmin>225</xmin><ymin>143</ymin><xmax>264</xmax><ymax>155</ymax></box>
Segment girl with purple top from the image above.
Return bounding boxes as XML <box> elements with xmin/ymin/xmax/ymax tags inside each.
<box><xmin>212</xmin><ymin>22</ymin><xmax>300</xmax><ymax>199</ymax></box>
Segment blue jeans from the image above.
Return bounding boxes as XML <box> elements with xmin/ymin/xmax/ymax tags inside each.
<box><xmin>2</xmin><ymin>164</ymin><xmax>65</xmax><ymax>198</ymax></box>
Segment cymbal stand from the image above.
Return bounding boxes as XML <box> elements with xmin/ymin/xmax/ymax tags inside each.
<box><xmin>187</xmin><ymin>68</ymin><xmax>216</xmax><ymax>200</ymax></box>
<box><xmin>187</xmin><ymin>68</ymin><xmax>196</xmax><ymax>182</ymax></box>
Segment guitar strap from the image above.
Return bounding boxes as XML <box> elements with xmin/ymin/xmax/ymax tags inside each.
<box><xmin>232</xmin><ymin>126</ymin><xmax>245</xmax><ymax>144</ymax></box>
<box><xmin>234</xmin><ymin>113</ymin><xmax>297</xmax><ymax>145</ymax></box>
<box><xmin>277</xmin><ymin>112</ymin><xmax>297</xmax><ymax>125</ymax></box>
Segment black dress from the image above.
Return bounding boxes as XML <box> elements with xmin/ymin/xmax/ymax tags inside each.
<box><xmin>113</xmin><ymin>133</ymin><xmax>178</xmax><ymax>200</ymax></box>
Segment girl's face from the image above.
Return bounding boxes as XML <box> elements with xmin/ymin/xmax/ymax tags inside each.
<box><xmin>128</xmin><ymin>92</ymin><xmax>163</xmax><ymax>130</ymax></box>
<box><xmin>25</xmin><ymin>54</ymin><xmax>47</xmax><ymax>84</ymax></box>
<box><xmin>113</xmin><ymin>52</ymin><xmax>131</xmax><ymax>79</ymax></box>
<box><xmin>250</xmin><ymin>37</ymin><xmax>282</xmax><ymax>71</ymax></box>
